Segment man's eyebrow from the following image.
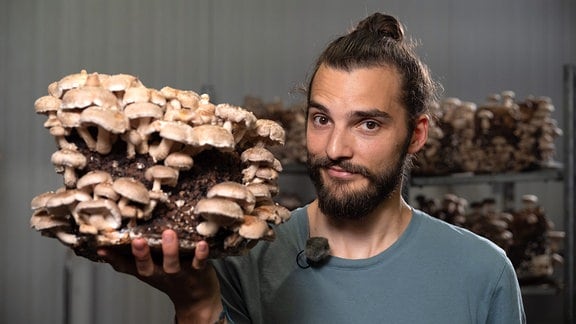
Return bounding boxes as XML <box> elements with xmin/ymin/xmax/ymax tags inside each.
<box><xmin>308</xmin><ymin>100</ymin><xmax>328</xmax><ymax>113</ymax></box>
<box><xmin>351</xmin><ymin>109</ymin><xmax>393</xmax><ymax>120</ymax></box>
<box><xmin>308</xmin><ymin>101</ymin><xmax>393</xmax><ymax>121</ymax></box>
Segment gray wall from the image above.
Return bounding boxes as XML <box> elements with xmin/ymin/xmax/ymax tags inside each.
<box><xmin>1</xmin><ymin>0</ymin><xmax>575</xmax><ymax>323</ymax></box>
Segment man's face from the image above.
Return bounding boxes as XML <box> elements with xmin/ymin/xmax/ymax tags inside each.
<box><xmin>306</xmin><ymin>65</ymin><xmax>422</xmax><ymax>220</ymax></box>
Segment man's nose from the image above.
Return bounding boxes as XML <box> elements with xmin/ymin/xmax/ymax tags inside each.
<box><xmin>325</xmin><ymin>127</ymin><xmax>353</xmax><ymax>160</ymax></box>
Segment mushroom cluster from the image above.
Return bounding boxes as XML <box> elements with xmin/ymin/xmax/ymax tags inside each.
<box><xmin>415</xmin><ymin>192</ymin><xmax>564</xmax><ymax>287</ymax></box>
<box><xmin>243</xmin><ymin>96</ymin><xmax>307</xmax><ymax>165</ymax></box>
<box><xmin>31</xmin><ymin>70</ymin><xmax>290</xmax><ymax>261</ymax></box>
<box><xmin>414</xmin><ymin>91</ymin><xmax>563</xmax><ymax>176</ymax></box>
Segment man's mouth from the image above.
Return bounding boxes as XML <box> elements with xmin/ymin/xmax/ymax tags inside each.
<box><xmin>324</xmin><ymin>165</ymin><xmax>358</xmax><ymax>180</ymax></box>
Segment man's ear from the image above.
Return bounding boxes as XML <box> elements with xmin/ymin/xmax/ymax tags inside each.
<box><xmin>407</xmin><ymin>114</ymin><xmax>429</xmax><ymax>154</ymax></box>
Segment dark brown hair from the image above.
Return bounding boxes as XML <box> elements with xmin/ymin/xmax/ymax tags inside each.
<box><xmin>307</xmin><ymin>13</ymin><xmax>440</xmax><ymax>132</ymax></box>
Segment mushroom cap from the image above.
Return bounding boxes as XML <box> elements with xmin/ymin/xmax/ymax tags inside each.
<box><xmin>31</xmin><ymin>191</ymin><xmax>58</xmax><ymax>210</ymax></box>
<box><xmin>238</xmin><ymin>215</ymin><xmax>270</xmax><ymax>239</ymax></box>
<box><xmin>122</xmin><ymin>86</ymin><xmax>151</xmax><ymax>105</ymax></box>
<box><xmin>194</xmin><ymin>198</ymin><xmax>244</xmax><ymax>226</ymax></box>
<box><xmin>522</xmin><ymin>194</ymin><xmax>539</xmax><ymax>204</ymax></box>
<box><xmin>34</xmin><ymin>95</ymin><xmax>62</xmax><ymax>114</ymax></box>
<box><xmin>124</xmin><ymin>102</ymin><xmax>164</xmax><ymax>120</ymax></box>
<box><xmin>57</xmin><ymin>110</ymin><xmax>83</xmax><ymax>128</ymax></box>
<box><xmin>144</xmin><ymin>165</ymin><xmax>179</xmax><ymax>187</ymax></box>
<box><xmin>196</xmin><ymin>221</ymin><xmax>220</xmax><ymax>237</ymax></box>
<box><xmin>74</xmin><ymin>199</ymin><xmax>122</xmax><ymax>230</ymax></box>
<box><xmin>102</xmin><ymin>73</ymin><xmax>138</xmax><ymax>92</ymax></box>
<box><xmin>254</xmin><ymin>119</ymin><xmax>286</xmax><ymax>145</ymax></box>
<box><xmin>241</xmin><ymin>147</ymin><xmax>276</xmax><ymax>165</ymax></box>
<box><xmin>30</xmin><ymin>210</ymin><xmax>70</xmax><ymax>230</ymax></box>
<box><xmin>76</xmin><ymin>171</ymin><xmax>113</xmax><ymax>190</ymax></box>
<box><xmin>57</xmin><ymin>70</ymin><xmax>88</xmax><ymax>92</ymax></box>
<box><xmin>164</xmin><ymin>152</ymin><xmax>194</xmax><ymax>171</ymax></box>
<box><xmin>51</xmin><ymin>149</ymin><xmax>87</xmax><ymax>169</ymax></box>
<box><xmin>159</xmin><ymin>121</ymin><xmax>195</xmax><ymax>143</ymax></box>
<box><xmin>176</xmin><ymin>90</ymin><xmax>200</xmax><ymax>109</ymax></box>
<box><xmin>245</xmin><ymin>183</ymin><xmax>272</xmax><ymax>201</ymax></box>
<box><xmin>93</xmin><ymin>182</ymin><xmax>120</xmax><ymax>201</ymax></box>
<box><xmin>61</xmin><ymin>86</ymin><xmax>118</xmax><ymax>109</ymax></box>
<box><xmin>80</xmin><ymin>106</ymin><xmax>129</xmax><ymax>133</ymax></box>
<box><xmin>215</xmin><ymin>103</ymin><xmax>257</xmax><ymax>127</ymax></box>
<box><xmin>112</xmin><ymin>177</ymin><xmax>150</xmax><ymax>205</ymax></box>
<box><xmin>206</xmin><ymin>181</ymin><xmax>256</xmax><ymax>213</ymax></box>
<box><xmin>188</xmin><ymin>125</ymin><xmax>235</xmax><ymax>150</ymax></box>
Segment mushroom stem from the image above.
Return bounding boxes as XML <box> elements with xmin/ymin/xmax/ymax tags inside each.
<box><xmin>63</xmin><ymin>167</ymin><xmax>79</xmax><ymax>188</ymax></box>
<box><xmin>76</xmin><ymin>127</ymin><xmax>97</xmax><ymax>151</ymax></box>
<box><xmin>95</xmin><ymin>128</ymin><xmax>113</xmax><ymax>154</ymax></box>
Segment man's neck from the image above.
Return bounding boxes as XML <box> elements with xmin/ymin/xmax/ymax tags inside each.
<box><xmin>307</xmin><ymin>195</ymin><xmax>412</xmax><ymax>260</ymax></box>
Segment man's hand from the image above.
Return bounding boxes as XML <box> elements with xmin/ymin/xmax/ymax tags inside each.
<box><xmin>97</xmin><ymin>229</ymin><xmax>223</xmax><ymax>324</ymax></box>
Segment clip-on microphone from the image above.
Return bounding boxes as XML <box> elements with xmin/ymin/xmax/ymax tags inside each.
<box><xmin>296</xmin><ymin>236</ymin><xmax>331</xmax><ymax>269</ymax></box>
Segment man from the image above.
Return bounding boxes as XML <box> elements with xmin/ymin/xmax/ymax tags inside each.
<box><xmin>99</xmin><ymin>12</ymin><xmax>525</xmax><ymax>323</ymax></box>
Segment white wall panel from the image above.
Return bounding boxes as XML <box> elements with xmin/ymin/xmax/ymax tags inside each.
<box><xmin>1</xmin><ymin>0</ymin><xmax>574</xmax><ymax>323</ymax></box>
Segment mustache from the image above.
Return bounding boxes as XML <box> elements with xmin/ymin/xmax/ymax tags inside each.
<box><xmin>308</xmin><ymin>156</ymin><xmax>373</xmax><ymax>179</ymax></box>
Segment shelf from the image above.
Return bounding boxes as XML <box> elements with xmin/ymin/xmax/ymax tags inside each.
<box><xmin>410</xmin><ymin>168</ymin><xmax>564</xmax><ymax>187</ymax></box>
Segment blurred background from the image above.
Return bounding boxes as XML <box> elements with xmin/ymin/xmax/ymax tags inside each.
<box><xmin>1</xmin><ymin>0</ymin><xmax>575</xmax><ymax>323</ymax></box>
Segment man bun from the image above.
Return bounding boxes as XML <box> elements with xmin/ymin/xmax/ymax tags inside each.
<box><xmin>354</xmin><ymin>13</ymin><xmax>405</xmax><ymax>42</ymax></box>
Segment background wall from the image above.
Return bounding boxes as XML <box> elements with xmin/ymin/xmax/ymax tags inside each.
<box><xmin>1</xmin><ymin>0</ymin><xmax>575</xmax><ymax>323</ymax></box>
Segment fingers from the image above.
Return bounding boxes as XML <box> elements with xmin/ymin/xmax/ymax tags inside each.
<box><xmin>132</xmin><ymin>237</ymin><xmax>155</xmax><ymax>277</ymax></box>
<box><xmin>162</xmin><ymin>230</ymin><xmax>181</xmax><ymax>274</ymax></box>
<box><xmin>192</xmin><ymin>241</ymin><xmax>210</xmax><ymax>270</ymax></box>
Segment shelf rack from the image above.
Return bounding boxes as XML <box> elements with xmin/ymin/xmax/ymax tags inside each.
<box><xmin>409</xmin><ymin>64</ymin><xmax>575</xmax><ymax>324</ymax></box>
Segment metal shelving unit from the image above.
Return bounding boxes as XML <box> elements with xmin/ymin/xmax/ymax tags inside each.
<box><xmin>409</xmin><ymin>64</ymin><xmax>575</xmax><ymax>323</ymax></box>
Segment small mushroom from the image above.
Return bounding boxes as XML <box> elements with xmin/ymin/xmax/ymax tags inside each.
<box><xmin>251</xmin><ymin>119</ymin><xmax>286</xmax><ymax>146</ymax></box>
<box><xmin>144</xmin><ymin>165</ymin><xmax>179</xmax><ymax>191</ymax></box>
<box><xmin>194</xmin><ymin>198</ymin><xmax>244</xmax><ymax>227</ymax></box>
<box><xmin>122</xmin><ymin>86</ymin><xmax>151</xmax><ymax>106</ymax></box>
<box><xmin>215</xmin><ymin>103</ymin><xmax>257</xmax><ymax>143</ymax></box>
<box><xmin>124</xmin><ymin>102</ymin><xmax>164</xmax><ymax>155</ymax></box>
<box><xmin>196</xmin><ymin>221</ymin><xmax>220</xmax><ymax>237</ymax></box>
<box><xmin>34</xmin><ymin>95</ymin><xmax>62</xmax><ymax>129</ymax></box>
<box><xmin>112</xmin><ymin>177</ymin><xmax>150</xmax><ymax>219</ymax></box>
<box><xmin>238</xmin><ymin>215</ymin><xmax>272</xmax><ymax>240</ymax></box>
<box><xmin>148</xmin><ymin>121</ymin><xmax>195</xmax><ymax>162</ymax></box>
<box><xmin>80</xmin><ymin>106</ymin><xmax>129</xmax><ymax>154</ymax></box>
<box><xmin>76</xmin><ymin>171</ymin><xmax>113</xmax><ymax>195</ymax></box>
<box><xmin>206</xmin><ymin>181</ymin><xmax>256</xmax><ymax>213</ymax></box>
<box><xmin>73</xmin><ymin>199</ymin><xmax>122</xmax><ymax>234</ymax></box>
<box><xmin>51</xmin><ymin>149</ymin><xmax>88</xmax><ymax>187</ymax></box>
<box><xmin>57</xmin><ymin>69</ymin><xmax>88</xmax><ymax>94</ymax></box>
<box><xmin>164</xmin><ymin>152</ymin><xmax>194</xmax><ymax>171</ymax></box>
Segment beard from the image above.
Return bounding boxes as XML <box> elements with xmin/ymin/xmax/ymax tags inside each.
<box><xmin>306</xmin><ymin>143</ymin><xmax>411</xmax><ymax>221</ymax></box>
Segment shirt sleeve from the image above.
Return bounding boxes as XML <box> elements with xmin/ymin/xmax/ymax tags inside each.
<box><xmin>486</xmin><ymin>257</ymin><xmax>526</xmax><ymax>324</ymax></box>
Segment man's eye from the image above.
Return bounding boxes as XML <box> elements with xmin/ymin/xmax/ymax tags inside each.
<box><xmin>362</xmin><ymin>120</ymin><xmax>380</xmax><ymax>130</ymax></box>
<box><xmin>313</xmin><ymin>115</ymin><xmax>329</xmax><ymax>125</ymax></box>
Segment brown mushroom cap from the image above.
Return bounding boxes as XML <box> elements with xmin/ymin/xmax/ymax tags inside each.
<box><xmin>74</xmin><ymin>199</ymin><xmax>122</xmax><ymax>232</ymax></box>
<box><xmin>80</xmin><ymin>106</ymin><xmax>129</xmax><ymax>154</ymax></box>
<box><xmin>112</xmin><ymin>177</ymin><xmax>150</xmax><ymax>205</ymax></box>
<box><xmin>238</xmin><ymin>215</ymin><xmax>271</xmax><ymax>240</ymax></box>
<box><xmin>164</xmin><ymin>152</ymin><xmax>194</xmax><ymax>171</ymax></box>
<box><xmin>57</xmin><ymin>70</ymin><xmax>88</xmax><ymax>93</ymax></box>
<box><xmin>51</xmin><ymin>149</ymin><xmax>88</xmax><ymax>187</ymax></box>
<box><xmin>144</xmin><ymin>165</ymin><xmax>179</xmax><ymax>191</ymax></box>
<box><xmin>93</xmin><ymin>182</ymin><xmax>120</xmax><ymax>201</ymax></box>
<box><xmin>188</xmin><ymin>125</ymin><xmax>235</xmax><ymax>151</ymax></box>
<box><xmin>122</xmin><ymin>86</ymin><xmax>151</xmax><ymax>105</ymax></box>
<box><xmin>76</xmin><ymin>171</ymin><xmax>113</xmax><ymax>191</ymax></box>
<box><xmin>194</xmin><ymin>197</ymin><xmax>244</xmax><ymax>226</ymax></box>
<box><xmin>206</xmin><ymin>181</ymin><xmax>256</xmax><ymax>213</ymax></box>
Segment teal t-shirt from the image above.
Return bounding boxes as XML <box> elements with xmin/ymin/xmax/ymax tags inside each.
<box><xmin>212</xmin><ymin>206</ymin><xmax>525</xmax><ymax>324</ymax></box>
